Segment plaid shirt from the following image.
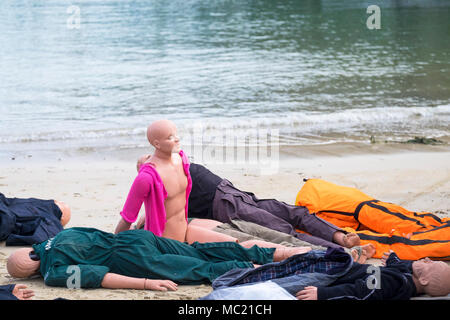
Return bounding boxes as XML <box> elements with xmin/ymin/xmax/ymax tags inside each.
<box><xmin>239</xmin><ymin>253</ymin><xmax>346</xmax><ymax>285</ymax></box>
<box><xmin>213</xmin><ymin>247</ymin><xmax>352</xmax><ymax>288</ymax></box>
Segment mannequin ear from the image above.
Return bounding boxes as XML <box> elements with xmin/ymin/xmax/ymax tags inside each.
<box><xmin>418</xmin><ymin>273</ymin><xmax>430</xmax><ymax>286</ymax></box>
<box><xmin>153</xmin><ymin>139</ymin><xmax>160</xmax><ymax>149</ymax></box>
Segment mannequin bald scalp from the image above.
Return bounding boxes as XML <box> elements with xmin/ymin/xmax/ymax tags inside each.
<box><xmin>412</xmin><ymin>258</ymin><xmax>450</xmax><ymax>297</ymax></box>
<box><xmin>147</xmin><ymin>120</ymin><xmax>178</xmax><ymax>149</ymax></box>
<box><xmin>7</xmin><ymin>248</ymin><xmax>40</xmax><ymax>279</ymax></box>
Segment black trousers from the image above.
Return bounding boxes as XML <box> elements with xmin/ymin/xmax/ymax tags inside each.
<box><xmin>212</xmin><ymin>180</ymin><xmax>343</xmax><ymax>248</ymax></box>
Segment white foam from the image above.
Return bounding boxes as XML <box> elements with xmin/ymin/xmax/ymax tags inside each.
<box><xmin>1</xmin><ymin>105</ymin><xmax>448</xmax><ymax>146</ymax></box>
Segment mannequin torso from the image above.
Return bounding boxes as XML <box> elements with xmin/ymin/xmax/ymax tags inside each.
<box><xmin>145</xmin><ymin>152</ymin><xmax>188</xmax><ymax>242</ymax></box>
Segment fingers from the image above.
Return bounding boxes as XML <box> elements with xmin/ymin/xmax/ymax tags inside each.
<box><xmin>13</xmin><ymin>285</ymin><xmax>35</xmax><ymax>300</ymax></box>
<box><xmin>295</xmin><ymin>286</ymin><xmax>316</xmax><ymax>300</ymax></box>
<box><xmin>21</xmin><ymin>290</ymin><xmax>35</xmax><ymax>300</ymax></box>
<box><xmin>158</xmin><ymin>281</ymin><xmax>178</xmax><ymax>291</ymax></box>
<box><xmin>381</xmin><ymin>250</ymin><xmax>394</xmax><ymax>265</ymax></box>
<box><xmin>295</xmin><ymin>292</ymin><xmax>312</xmax><ymax>300</ymax></box>
<box><xmin>165</xmin><ymin>281</ymin><xmax>178</xmax><ymax>291</ymax></box>
<box><xmin>15</xmin><ymin>284</ymin><xmax>28</xmax><ymax>290</ymax></box>
<box><xmin>382</xmin><ymin>250</ymin><xmax>394</xmax><ymax>258</ymax></box>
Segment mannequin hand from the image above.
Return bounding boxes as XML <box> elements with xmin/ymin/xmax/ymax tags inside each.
<box><xmin>295</xmin><ymin>286</ymin><xmax>318</xmax><ymax>300</ymax></box>
<box><xmin>381</xmin><ymin>250</ymin><xmax>395</xmax><ymax>266</ymax></box>
<box><xmin>145</xmin><ymin>279</ymin><xmax>178</xmax><ymax>291</ymax></box>
<box><xmin>12</xmin><ymin>284</ymin><xmax>35</xmax><ymax>300</ymax></box>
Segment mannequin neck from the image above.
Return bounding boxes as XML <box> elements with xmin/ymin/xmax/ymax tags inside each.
<box><xmin>153</xmin><ymin>148</ymin><xmax>176</xmax><ymax>162</ymax></box>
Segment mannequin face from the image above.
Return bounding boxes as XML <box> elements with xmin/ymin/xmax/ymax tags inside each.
<box><xmin>413</xmin><ymin>257</ymin><xmax>444</xmax><ymax>278</ymax></box>
<box><xmin>147</xmin><ymin>120</ymin><xmax>181</xmax><ymax>154</ymax></box>
<box><xmin>413</xmin><ymin>258</ymin><xmax>450</xmax><ymax>296</ymax></box>
<box><xmin>160</xmin><ymin>127</ymin><xmax>181</xmax><ymax>154</ymax></box>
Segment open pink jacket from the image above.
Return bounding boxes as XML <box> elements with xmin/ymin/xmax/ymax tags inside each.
<box><xmin>120</xmin><ymin>150</ymin><xmax>192</xmax><ymax>236</ymax></box>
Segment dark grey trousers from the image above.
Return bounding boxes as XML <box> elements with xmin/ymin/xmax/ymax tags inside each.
<box><xmin>212</xmin><ymin>179</ymin><xmax>342</xmax><ymax>248</ymax></box>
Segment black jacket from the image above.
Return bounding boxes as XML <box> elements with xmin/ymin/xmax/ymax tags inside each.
<box><xmin>318</xmin><ymin>253</ymin><xmax>417</xmax><ymax>300</ymax></box>
<box><xmin>0</xmin><ymin>193</ymin><xmax>63</xmax><ymax>245</ymax></box>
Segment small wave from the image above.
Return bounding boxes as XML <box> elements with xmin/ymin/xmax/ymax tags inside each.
<box><xmin>1</xmin><ymin>105</ymin><xmax>449</xmax><ymax>145</ymax></box>
<box><xmin>178</xmin><ymin>104</ymin><xmax>450</xmax><ymax>132</ymax></box>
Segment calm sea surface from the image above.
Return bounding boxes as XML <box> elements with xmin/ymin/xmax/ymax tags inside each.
<box><xmin>0</xmin><ymin>0</ymin><xmax>449</xmax><ymax>157</ymax></box>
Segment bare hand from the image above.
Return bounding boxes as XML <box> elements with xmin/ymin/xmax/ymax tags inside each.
<box><xmin>295</xmin><ymin>286</ymin><xmax>318</xmax><ymax>300</ymax></box>
<box><xmin>12</xmin><ymin>284</ymin><xmax>35</xmax><ymax>300</ymax></box>
<box><xmin>145</xmin><ymin>279</ymin><xmax>178</xmax><ymax>291</ymax></box>
<box><xmin>381</xmin><ymin>250</ymin><xmax>395</xmax><ymax>266</ymax></box>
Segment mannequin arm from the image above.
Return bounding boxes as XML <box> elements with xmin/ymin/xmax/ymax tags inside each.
<box><xmin>114</xmin><ymin>217</ymin><xmax>132</xmax><ymax>234</ymax></box>
<box><xmin>101</xmin><ymin>273</ymin><xmax>178</xmax><ymax>291</ymax></box>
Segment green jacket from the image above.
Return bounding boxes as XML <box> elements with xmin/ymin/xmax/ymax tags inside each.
<box><xmin>32</xmin><ymin>227</ymin><xmax>275</xmax><ymax>288</ymax></box>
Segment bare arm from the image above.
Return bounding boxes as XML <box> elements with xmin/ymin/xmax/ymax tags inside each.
<box><xmin>114</xmin><ymin>217</ymin><xmax>132</xmax><ymax>234</ymax></box>
<box><xmin>101</xmin><ymin>273</ymin><xmax>178</xmax><ymax>291</ymax></box>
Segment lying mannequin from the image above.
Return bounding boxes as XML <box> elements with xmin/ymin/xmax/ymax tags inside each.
<box><xmin>296</xmin><ymin>250</ymin><xmax>450</xmax><ymax>300</ymax></box>
<box><xmin>6</xmin><ymin>227</ymin><xmax>312</xmax><ymax>290</ymax></box>
<box><xmin>0</xmin><ymin>193</ymin><xmax>71</xmax><ymax>246</ymax></box>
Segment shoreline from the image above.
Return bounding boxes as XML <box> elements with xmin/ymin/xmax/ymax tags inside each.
<box><xmin>0</xmin><ymin>143</ymin><xmax>449</xmax><ymax>300</ymax></box>
<box><xmin>2</xmin><ymin>139</ymin><xmax>449</xmax><ymax>164</ymax></box>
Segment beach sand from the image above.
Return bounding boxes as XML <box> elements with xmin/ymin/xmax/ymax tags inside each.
<box><xmin>0</xmin><ymin>142</ymin><xmax>449</xmax><ymax>300</ymax></box>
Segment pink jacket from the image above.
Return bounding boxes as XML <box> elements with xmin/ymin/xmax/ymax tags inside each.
<box><xmin>120</xmin><ymin>150</ymin><xmax>192</xmax><ymax>236</ymax></box>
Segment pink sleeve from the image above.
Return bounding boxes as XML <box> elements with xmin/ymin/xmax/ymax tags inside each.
<box><xmin>120</xmin><ymin>173</ymin><xmax>151</xmax><ymax>223</ymax></box>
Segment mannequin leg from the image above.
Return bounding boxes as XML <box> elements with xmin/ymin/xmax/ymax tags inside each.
<box><xmin>239</xmin><ymin>239</ymin><xmax>312</xmax><ymax>262</ymax></box>
<box><xmin>185</xmin><ymin>224</ymin><xmax>239</xmax><ymax>244</ymax></box>
<box><xmin>188</xmin><ymin>218</ymin><xmax>223</xmax><ymax>230</ymax></box>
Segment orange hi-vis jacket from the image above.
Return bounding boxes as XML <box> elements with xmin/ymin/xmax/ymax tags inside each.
<box><xmin>295</xmin><ymin>179</ymin><xmax>450</xmax><ymax>260</ymax></box>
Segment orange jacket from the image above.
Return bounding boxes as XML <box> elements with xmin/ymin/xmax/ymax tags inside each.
<box><xmin>295</xmin><ymin>179</ymin><xmax>450</xmax><ymax>260</ymax></box>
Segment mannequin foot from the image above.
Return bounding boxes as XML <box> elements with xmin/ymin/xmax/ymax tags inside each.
<box><xmin>333</xmin><ymin>231</ymin><xmax>360</xmax><ymax>248</ymax></box>
<box><xmin>351</xmin><ymin>244</ymin><xmax>376</xmax><ymax>264</ymax></box>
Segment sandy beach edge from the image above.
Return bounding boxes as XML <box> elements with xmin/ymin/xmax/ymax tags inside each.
<box><xmin>0</xmin><ymin>142</ymin><xmax>449</xmax><ymax>300</ymax></box>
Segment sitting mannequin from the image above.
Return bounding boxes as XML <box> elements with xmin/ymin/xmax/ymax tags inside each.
<box><xmin>114</xmin><ymin>119</ymin><xmax>242</xmax><ymax>244</ymax></box>
<box><xmin>296</xmin><ymin>250</ymin><xmax>450</xmax><ymax>300</ymax></box>
<box><xmin>6</xmin><ymin>227</ymin><xmax>312</xmax><ymax>290</ymax></box>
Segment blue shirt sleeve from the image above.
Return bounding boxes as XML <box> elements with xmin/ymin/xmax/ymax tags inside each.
<box><xmin>0</xmin><ymin>284</ymin><xmax>18</xmax><ymax>300</ymax></box>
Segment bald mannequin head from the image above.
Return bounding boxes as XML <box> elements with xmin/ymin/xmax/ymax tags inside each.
<box><xmin>146</xmin><ymin>120</ymin><xmax>180</xmax><ymax>154</ymax></box>
<box><xmin>7</xmin><ymin>248</ymin><xmax>41</xmax><ymax>279</ymax></box>
<box><xmin>55</xmin><ymin>201</ymin><xmax>71</xmax><ymax>227</ymax></box>
<box><xmin>413</xmin><ymin>258</ymin><xmax>450</xmax><ymax>297</ymax></box>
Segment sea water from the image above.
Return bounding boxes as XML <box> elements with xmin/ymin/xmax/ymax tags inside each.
<box><xmin>0</xmin><ymin>0</ymin><xmax>449</xmax><ymax>159</ymax></box>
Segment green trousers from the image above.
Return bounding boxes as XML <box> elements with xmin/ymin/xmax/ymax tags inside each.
<box><xmin>33</xmin><ymin>227</ymin><xmax>275</xmax><ymax>288</ymax></box>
